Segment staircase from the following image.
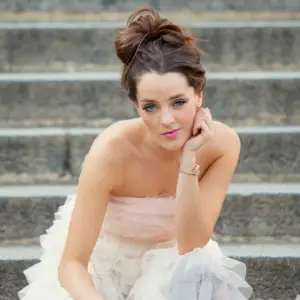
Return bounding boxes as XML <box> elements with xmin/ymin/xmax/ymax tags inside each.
<box><xmin>0</xmin><ymin>1</ymin><xmax>300</xmax><ymax>299</ymax></box>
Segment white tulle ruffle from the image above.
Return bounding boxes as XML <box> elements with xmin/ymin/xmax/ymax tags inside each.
<box><xmin>18</xmin><ymin>195</ymin><xmax>76</xmax><ymax>299</ymax></box>
<box><xmin>18</xmin><ymin>195</ymin><xmax>253</xmax><ymax>300</ymax></box>
<box><xmin>126</xmin><ymin>240</ymin><xmax>253</xmax><ymax>300</ymax></box>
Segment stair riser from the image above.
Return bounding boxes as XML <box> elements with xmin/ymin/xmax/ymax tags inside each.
<box><xmin>1</xmin><ymin>76</ymin><xmax>299</xmax><ymax>127</ymax></box>
<box><xmin>1</xmin><ymin>24</ymin><xmax>300</xmax><ymax>72</ymax></box>
<box><xmin>0</xmin><ymin>193</ymin><xmax>299</xmax><ymax>242</ymax></box>
<box><xmin>1</xmin><ymin>130</ymin><xmax>300</xmax><ymax>183</ymax></box>
<box><xmin>1</xmin><ymin>258</ymin><xmax>299</xmax><ymax>300</ymax></box>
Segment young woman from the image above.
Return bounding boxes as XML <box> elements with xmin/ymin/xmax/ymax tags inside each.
<box><xmin>19</xmin><ymin>8</ymin><xmax>253</xmax><ymax>300</ymax></box>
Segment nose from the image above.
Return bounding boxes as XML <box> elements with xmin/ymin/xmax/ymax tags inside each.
<box><xmin>160</xmin><ymin>108</ymin><xmax>175</xmax><ymax>125</ymax></box>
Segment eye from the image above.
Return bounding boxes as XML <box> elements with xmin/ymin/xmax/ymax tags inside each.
<box><xmin>142</xmin><ymin>99</ymin><xmax>186</xmax><ymax>112</ymax></box>
<box><xmin>173</xmin><ymin>99</ymin><xmax>187</xmax><ymax>106</ymax></box>
<box><xmin>143</xmin><ymin>104</ymin><xmax>156</xmax><ymax>112</ymax></box>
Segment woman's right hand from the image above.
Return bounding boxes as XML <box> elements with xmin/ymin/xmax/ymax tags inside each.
<box><xmin>183</xmin><ymin>107</ymin><xmax>215</xmax><ymax>153</ymax></box>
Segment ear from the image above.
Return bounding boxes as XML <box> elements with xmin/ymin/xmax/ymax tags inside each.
<box><xmin>196</xmin><ymin>91</ymin><xmax>203</xmax><ymax>107</ymax></box>
<box><xmin>134</xmin><ymin>101</ymin><xmax>141</xmax><ymax>117</ymax></box>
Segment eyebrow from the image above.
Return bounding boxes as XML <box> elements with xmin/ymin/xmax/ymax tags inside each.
<box><xmin>140</xmin><ymin>93</ymin><xmax>185</xmax><ymax>103</ymax></box>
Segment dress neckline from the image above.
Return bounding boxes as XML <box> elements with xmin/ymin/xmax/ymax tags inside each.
<box><xmin>111</xmin><ymin>193</ymin><xmax>175</xmax><ymax>200</ymax></box>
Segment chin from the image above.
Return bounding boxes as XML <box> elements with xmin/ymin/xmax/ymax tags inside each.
<box><xmin>156</xmin><ymin>132</ymin><xmax>190</xmax><ymax>151</ymax></box>
<box><xmin>160</xmin><ymin>140</ymin><xmax>186</xmax><ymax>151</ymax></box>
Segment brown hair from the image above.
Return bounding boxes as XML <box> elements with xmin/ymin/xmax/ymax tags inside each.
<box><xmin>115</xmin><ymin>8</ymin><xmax>206</xmax><ymax>102</ymax></box>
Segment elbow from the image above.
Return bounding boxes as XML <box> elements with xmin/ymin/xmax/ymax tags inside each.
<box><xmin>196</xmin><ymin>224</ymin><xmax>215</xmax><ymax>250</ymax></box>
<box><xmin>178</xmin><ymin>230</ymin><xmax>213</xmax><ymax>255</ymax></box>
<box><xmin>203</xmin><ymin>230</ymin><xmax>214</xmax><ymax>247</ymax></box>
<box><xmin>58</xmin><ymin>260</ymin><xmax>67</xmax><ymax>288</ymax></box>
<box><xmin>201</xmin><ymin>225</ymin><xmax>215</xmax><ymax>247</ymax></box>
<box><xmin>58</xmin><ymin>258</ymin><xmax>87</xmax><ymax>288</ymax></box>
<box><xmin>58</xmin><ymin>258</ymin><xmax>76</xmax><ymax>288</ymax></box>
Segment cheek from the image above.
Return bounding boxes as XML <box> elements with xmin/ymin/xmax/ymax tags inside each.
<box><xmin>140</xmin><ymin>112</ymin><xmax>157</xmax><ymax>129</ymax></box>
<box><xmin>179</xmin><ymin>105</ymin><xmax>196</xmax><ymax>125</ymax></box>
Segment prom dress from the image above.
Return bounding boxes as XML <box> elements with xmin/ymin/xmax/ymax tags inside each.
<box><xmin>18</xmin><ymin>193</ymin><xmax>253</xmax><ymax>300</ymax></box>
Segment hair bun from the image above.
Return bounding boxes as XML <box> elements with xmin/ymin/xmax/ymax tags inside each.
<box><xmin>115</xmin><ymin>8</ymin><xmax>195</xmax><ymax>65</ymax></box>
<box><xmin>127</xmin><ymin>7</ymin><xmax>158</xmax><ymax>28</ymax></box>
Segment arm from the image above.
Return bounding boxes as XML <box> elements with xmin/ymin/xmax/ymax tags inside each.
<box><xmin>58</xmin><ymin>134</ymin><xmax>125</xmax><ymax>300</ymax></box>
<box><xmin>175</xmin><ymin>128</ymin><xmax>241</xmax><ymax>255</ymax></box>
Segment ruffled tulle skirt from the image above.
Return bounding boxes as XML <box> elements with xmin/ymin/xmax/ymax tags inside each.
<box><xmin>18</xmin><ymin>195</ymin><xmax>253</xmax><ymax>300</ymax></box>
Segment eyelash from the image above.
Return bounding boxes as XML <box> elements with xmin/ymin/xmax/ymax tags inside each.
<box><xmin>142</xmin><ymin>99</ymin><xmax>187</xmax><ymax>112</ymax></box>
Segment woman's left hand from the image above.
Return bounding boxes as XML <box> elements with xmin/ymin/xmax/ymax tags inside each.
<box><xmin>183</xmin><ymin>107</ymin><xmax>216</xmax><ymax>153</ymax></box>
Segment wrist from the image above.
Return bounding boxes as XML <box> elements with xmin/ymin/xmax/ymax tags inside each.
<box><xmin>180</xmin><ymin>150</ymin><xmax>196</xmax><ymax>169</ymax></box>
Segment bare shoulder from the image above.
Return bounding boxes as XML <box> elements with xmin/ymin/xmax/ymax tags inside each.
<box><xmin>212</xmin><ymin>120</ymin><xmax>241</xmax><ymax>156</ymax></box>
<box><xmin>196</xmin><ymin>120</ymin><xmax>241</xmax><ymax>175</ymax></box>
<box><xmin>78</xmin><ymin>119</ymin><xmax>140</xmax><ymax>193</ymax></box>
<box><xmin>86</xmin><ymin>119</ymin><xmax>141</xmax><ymax>167</ymax></box>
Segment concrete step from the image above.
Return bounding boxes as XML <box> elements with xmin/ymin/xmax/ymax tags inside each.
<box><xmin>0</xmin><ymin>242</ymin><xmax>300</xmax><ymax>300</ymax></box>
<box><xmin>0</xmin><ymin>184</ymin><xmax>299</xmax><ymax>242</ymax></box>
<box><xmin>2</xmin><ymin>240</ymin><xmax>300</xmax><ymax>260</ymax></box>
<box><xmin>1</xmin><ymin>21</ymin><xmax>300</xmax><ymax>72</ymax></box>
<box><xmin>1</xmin><ymin>72</ymin><xmax>299</xmax><ymax>128</ymax></box>
<box><xmin>1</xmin><ymin>11</ymin><xmax>300</xmax><ymax>22</ymax></box>
<box><xmin>1</xmin><ymin>0</ymin><xmax>300</xmax><ymax>12</ymax></box>
<box><xmin>1</xmin><ymin>126</ymin><xmax>300</xmax><ymax>184</ymax></box>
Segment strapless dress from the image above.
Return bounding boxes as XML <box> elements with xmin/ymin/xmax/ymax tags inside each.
<box><xmin>18</xmin><ymin>193</ymin><xmax>253</xmax><ymax>299</ymax></box>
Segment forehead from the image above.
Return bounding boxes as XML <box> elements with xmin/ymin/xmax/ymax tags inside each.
<box><xmin>136</xmin><ymin>71</ymin><xmax>192</xmax><ymax>100</ymax></box>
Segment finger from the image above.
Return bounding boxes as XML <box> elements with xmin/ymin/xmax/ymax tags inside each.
<box><xmin>192</xmin><ymin>120</ymin><xmax>206</xmax><ymax>136</ymax></box>
<box><xmin>206</xmin><ymin>119</ymin><xmax>214</xmax><ymax>132</ymax></box>
<box><xmin>193</xmin><ymin>118</ymin><xmax>204</xmax><ymax>135</ymax></box>
<box><xmin>193</xmin><ymin>108</ymin><xmax>212</xmax><ymax>135</ymax></box>
<box><xmin>200</xmin><ymin>119</ymin><xmax>216</xmax><ymax>138</ymax></box>
<box><xmin>197</xmin><ymin>107</ymin><xmax>207</xmax><ymax>118</ymax></box>
<box><xmin>198</xmin><ymin>120</ymin><xmax>210</xmax><ymax>135</ymax></box>
<box><xmin>197</xmin><ymin>108</ymin><xmax>211</xmax><ymax>124</ymax></box>
<box><xmin>205</xmin><ymin>120</ymin><xmax>216</xmax><ymax>136</ymax></box>
<box><xmin>207</xmin><ymin>122</ymin><xmax>216</xmax><ymax>137</ymax></box>
<box><xmin>203</xmin><ymin>109</ymin><xmax>214</xmax><ymax>131</ymax></box>
<box><xmin>193</xmin><ymin>122</ymin><xmax>200</xmax><ymax>135</ymax></box>
<box><xmin>204</xmin><ymin>108</ymin><xmax>212</xmax><ymax>121</ymax></box>
<box><xmin>195</xmin><ymin>108</ymin><xmax>208</xmax><ymax>124</ymax></box>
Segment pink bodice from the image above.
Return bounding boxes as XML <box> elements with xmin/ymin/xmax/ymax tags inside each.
<box><xmin>101</xmin><ymin>194</ymin><xmax>176</xmax><ymax>243</ymax></box>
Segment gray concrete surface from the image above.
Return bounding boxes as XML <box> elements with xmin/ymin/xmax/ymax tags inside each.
<box><xmin>0</xmin><ymin>21</ymin><xmax>300</xmax><ymax>72</ymax></box>
<box><xmin>0</xmin><ymin>72</ymin><xmax>299</xmax><ymax>128</ymax></box>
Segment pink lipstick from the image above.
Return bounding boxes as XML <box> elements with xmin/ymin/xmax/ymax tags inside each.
<box><xmin>163</xmin><ymin>129</ymin><xmax>179</xmax><ymax>139</ymax></box>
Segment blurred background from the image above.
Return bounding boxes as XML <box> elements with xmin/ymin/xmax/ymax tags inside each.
<box><xmin>0</xmin><ymin>1</ymin><xmax>299</xmax><ymax>299</ymax></box>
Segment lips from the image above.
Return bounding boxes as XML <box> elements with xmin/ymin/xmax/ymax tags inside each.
<box><xmin>163</xmin><ymin>129</ymin><xmax>179</xmax><ymax>135</ymax></box>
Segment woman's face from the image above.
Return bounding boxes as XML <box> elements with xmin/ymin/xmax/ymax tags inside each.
<box><xmin>136</xmin><ymin>71</ymin><xmax>202</xmax><ymax>151</ymax></box>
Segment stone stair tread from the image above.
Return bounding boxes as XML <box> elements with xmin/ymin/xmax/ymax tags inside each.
<box><xmin>5</xmin><ymin>64</ymin><xmax>300</xmax><ymax>73</ymax></box>
<box><xmin>1</xmin><ymin>240</ymin><xmax>300</xmax><ymax>260</ymax></box>
<box><xmin>1</xmin><ymin>71</ymin><xmax>300</xmax><ymax>81</ymax></box>
<box><xmin>1</xmin><ymin>11</ymin><xmax>300</xmax><ymax>22</ymax></box>
<box><xmin>3</xmin><ymin>235</ymin><xmax>300</xmax><ymax>246</ymax></box>
<box><xmin>0</xmin><ymin>184</ymin><xmax>76</xmax><ymax>197</ymax></box>
<box><xmin>1</xmin><ymin>125</ymin><xmax>300</xmax><ymax>136</ymax></box>
<box><xmin>1</xmin><ymin>182</ymin><xmax>300</xmax><ymax>197</ymax></box>
<box><xmin>1</xmin><ymin>19</ymin><xmax>300</xmax><ymax>28</ymax></box>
